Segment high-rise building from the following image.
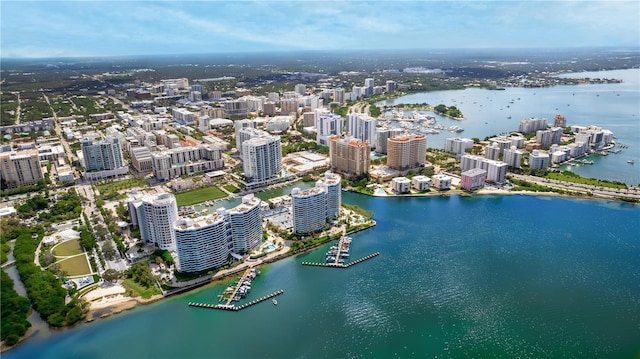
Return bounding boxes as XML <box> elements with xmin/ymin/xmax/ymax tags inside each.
<box><xmin>151</xmin><ymin>144</ymin><xmax>224</xmax><ymax>182</ymax></box>
<box><xmin>518</xmin><ymin>118</ymin><xmax>548</xmax><ymax>134</ymax></box>
<box><xmin>529</xmin><ymin>150</ymin><xmax>550</xmax><ymax>169</ymax></box>
<box><xmin>234</xmin><ymin>119</ymin><xmax>258</xmax><ymax>155</ymax></box>
<box><xmin>503</xmin><ymin>146</ymin><xmax>523</xmax><ymax>168</ymax></box>
<box><xmin>242</xmin><ymin>134</ymin><xmax>282</xmax><ymax>183</ymax></box>
<box><xmin>461</xmin><ymin>168</ymin><xmax>487</xmax><ymax>191</ymax></box>
<box><xmin>294</xmin><ymin>84</ymin><xmax>306</xmax><ymax>96</ymax></box>
<box><xmin>129</xmin><ymin>193</ymin><xmax>179</xmax><ymax>251</ymax></box>
<box><xmin>329</xmin><ymin>135</ymin><xmax>370</xmax><ymax>176</ymax></box>
<box><xmin>485</xmin><ymin>142</ymin><xmax>502</xmax><ymax>160</ymax></box>
<box><xmin>444</xmin><ymin>137</ymin><xmax>474</xmax><ymax>156</ymax></box>
<box><xmin>173</xmin><ymin>194</ymin><xmax>262</xmax><ymax>272</ymax></box>
<box><xmin>0</xmin><ymin>149</ymin><xmax>43</xmax><ymax>189</ymax></box>
<box><xmin>81</xmin><ymin>135</ymin><xmax>124</xmax><ymax>172</ymax></box>
<box><xmin>387</xmin><ymin>134</ymin><xmax>427</xmax><ymax>171</ymax></box>
<box><xmin>385</xmin><ymin>80</ymin><xmax>396</xmax><ymax>93</ymax></box>
<box><xmin>375</xmin><ymin>127</ymin><xmax>404</xmax><ymax>154</ymax></box>
<box><xmin>172</xmin><ymin>108</ymin><xmax>195</xmax><ymax>125</ymax></box>
<box><xmin>347</xmin><ymin>113</ymin><xmax>377</xmax><ymax>145</ymax></box>
<box><xmin>225</xmin><ymin>194</ymin><xmax>263</xmax><ymax>253</ymax></box>
<box><xmin>333</xmin><ymin>88</ymin><xmax>345</xmax><ymax>104</ymax></box>
<box><xmin>316</xmin><ymin>112</ymin><xmax>344</xmax><ymax>146</ymax></box>
<box><xmin>553</xmin><ymin>114</ymin><xmax>567</xmax><ymax>128</ymax></box>
<box><xmin>174</xmin><ymin>212</ymin><xmax>230</xmax><ymax>273</ymax></box>
<box><xmin>364</xmin><ymin>78</ymin><xmax>374</xmax><ymax>97</ymax></box>
<box><xmin>280</xmin><ymin>98</ymin><xmax>298</xmax><ymax>115</ymax></box>
<box><xmin>291</xmin><ymin>173</ymin><xmax>341</xmax><ymax>235</ymax></box>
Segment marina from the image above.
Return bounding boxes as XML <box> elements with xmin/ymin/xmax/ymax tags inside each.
<box><xmin>302</xmin><ymin>252</ymin><xmax>380</xmax><ymax>268</ymax></box>
<box><xmin>189</xmin><ymin>290</ymin><xmax>284</xmax><ymax>311</ymax></box>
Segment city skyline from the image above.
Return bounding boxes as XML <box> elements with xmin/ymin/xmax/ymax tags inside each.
<box><xmin>1</xmin><ymin>0</ymin><xmax>639</xmax><ymax>58</ymax></box>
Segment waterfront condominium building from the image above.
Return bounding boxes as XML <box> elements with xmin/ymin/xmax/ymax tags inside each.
<box><xmin>503</xmin><ymin>146</ymin><xmax>523</xmax><ymax>168</ymax></box>
<box><xmin>375</xmin><ymin>127</ymin><xmax>404</xmax><ymax>154</ymax></box>
<box><xmin>460</xmin><ymin>154</ymin><xmax>508</xmax><ymax>184</ymax></box>
<box><xmin>461</xmin><ymin>168</ymin><xmax>487</xmax><ymax>191</ymax></box>
<box><xmin>329</xmin><ymin>135</ymin><xmax>370</xmax><ymax>176</ymax></box>
<box><xmin>128</xmin><ymin>193</ymin><xmax>179</xmax><ymax>251</ymax></box>
<box><xmin>347</xmin><ymin>113</ymin><xmax>377</xmax><ymax>145</ymax></box>
<box><xmin>234</xmin><ymin>120</ymin><xmax>258</xmax><ymax>154</ymax></box>
<box><xmin>242</xmin><ymin>134</ymin><xmax>282</xmax><ymax>184</ymax></box>
<box><xmin>518</xmin><ymin>117</ymin><xmax>548</xmax><ymax>134</ymax></box>
<box><xmin>391</xmin><ymin>177</ymin><xmax>411</xmax><ymax>193</ymax></box>
<box><xmin>529</xmin><ymin>150</ymin><xmax>550</xmax><ymax>169</ymax></box>
<box><xmin>484</xmin><ymin>142</ymin><xmax>502</xmax><ymax>161</ymax></box>
<box><xmin>315</xmin><ymin>111</ymin><xmax>344</xmax><ymax>146</ymax></box>
<box><xmin>411</xmin><ymin>175</ymin><xmax>432</xmax><ymax>191</ymax></box>
<box><xmin>387</xmin><ymin>134</ymin><xmax>427</xmax><ymax>171</ymax></box>
<box><xmin>553</xmin><ymin>114</ymin><xmax>567</xmax><ymax>128</ymax></box>
<box><xmin>0</xmin><ymin>148</ymin><xmax>43</xmax><ymax>189</ymax></box>
<box><xmin>225</xmin><ymin>194</ymin><xmax>263</xmax><ymax>254</ymax></box>
<box><xmin>291</xmin><ymin>173</ymin><xmax>342</xmax><ymax>235</ymax></box>
<box><xmin>431</xmin><ymin>174</ymin><xmax>452</xmax><ymax>190</ymax></box>
<box><xmin>444</xmin><ymin>137</ymin><xmax>474</xmax><ymax>156</ymax></box>
<box><xmin>174</xmin><ymin>212</ymin><xmax>231</xmax><ymax>273</ymax></box>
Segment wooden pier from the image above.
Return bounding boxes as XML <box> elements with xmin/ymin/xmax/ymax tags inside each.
<box><xmin>189</xmin><ymin>290</ymin><xmax>284</xmax><ymax>311</ymax></box>
<box><xmin>301</xmin><ymin>252</ymin><xmax>380</xmax><ymax>268</ymax></box>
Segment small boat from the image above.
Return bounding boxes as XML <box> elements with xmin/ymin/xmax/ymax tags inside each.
<box><xmin>272</xmin><ymin>298</ymin><xmax>278</xmax><ymax>305</ymax></box>
<box><xmin>628</xmin><ymin>160</ymin><xmax>635</xmax><ymax>164</ymax></box>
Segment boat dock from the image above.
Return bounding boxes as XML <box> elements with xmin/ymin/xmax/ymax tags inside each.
<box><xmin>325</xmin><ymin>235</ymin><xmax>352</xmax><ymax>265</ymax></box>
<box><xmin>220</xmin><ymin>268</ymin><xmax>259</xmax><ymax>306</ymax></box>
<box><xmin>189</xmin><ymin>290</ymin><xmax>284</xmax><ymax>311</ymax></box>
<box><xmin>302</xmin><ymin>252</ymin><xmax>380</xmax><ymax>268</ymax></box>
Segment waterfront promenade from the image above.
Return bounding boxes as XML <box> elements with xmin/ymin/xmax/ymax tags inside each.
<box><xmin>508</xmin><ymin>174</ymin><xmax>640</xmax><ymax>200</ymax></box>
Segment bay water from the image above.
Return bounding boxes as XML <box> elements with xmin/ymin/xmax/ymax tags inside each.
<box><xmin>5</xmin><ymin>193</ymin><xmax>640</xmax><ymax>358</ymax></box>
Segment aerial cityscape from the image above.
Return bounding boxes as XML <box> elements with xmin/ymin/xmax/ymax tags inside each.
<box><xmin>1</xmin><ymin>1</ymin><xmax>639</xmax><ymax>358</ymax></box>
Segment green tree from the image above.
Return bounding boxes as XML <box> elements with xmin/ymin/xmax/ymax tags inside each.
<box><xmin>102</xmin><ymin>269</ymin><xmax>120</xmax><ymax>283</ymax></box>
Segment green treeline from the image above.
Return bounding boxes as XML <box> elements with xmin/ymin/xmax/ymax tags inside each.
<box><xmin>13</xmin><ymin>226</ymin><xmax>85</xmax><ymax>327</ymax></box>
<box><xmin>1</xmin><ymin>269</ymin><xmax>31</xmax><ymax>346</ymax></box>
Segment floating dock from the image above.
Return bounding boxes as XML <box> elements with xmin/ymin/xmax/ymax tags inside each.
<box><xmin>189</xmin><ymin>290</ymin><xmax>284</xmax><ymax>311</ymax></box>
<box><xmin>302</xmin><ymin>252</ymin><xmax>380</xmax><ymax>268</ymax></box>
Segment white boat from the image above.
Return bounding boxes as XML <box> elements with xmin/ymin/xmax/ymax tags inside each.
<box><xmin>272</xmin><ymin>298</ymin><xmax>278</xmax><ymax>305</ymax></box>
<box><xmin>628</xmin><ymin>160</ymin><xmax>635</xmax><ymax>164</ymax></box>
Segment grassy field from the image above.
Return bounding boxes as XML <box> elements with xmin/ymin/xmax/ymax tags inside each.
<box><xmin>223</xmin><ymin>184</ymin><xmax>240</xmax><ymax>193</ymax></box>
<box><xmin>175</xmin><ymin>186</ymin><xmax>227</xmax><ymax>207</ymax></box>
<box><xmin>57</xmin><ymin>255</ymin><xmax>92</xmax><ymax>276</ymax></box>
<box><xmin>53</xmin><ymin>239</ymin><xmax>83</xmax><ymax>256</ymax></box>
<box><xmin>545</xmin><ymin>171</ymin><xmax>627</xmax><ymax>189</ymax></box>
<box><xmin>122</xmin><ymin>278</ymin><xmax>161</xmax><ymax>299</ymax></box>
<box><xmin>95</xmin><ymin>177</ymin><xmax>147</xmax><ymax>194</ymax></box>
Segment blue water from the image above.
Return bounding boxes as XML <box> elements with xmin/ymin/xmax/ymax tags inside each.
<box><xmin>379</xmin><ymin>69</ymin><xmax>640</xmax><ymax>185</ymax></box>
<box><xmin>6</xmin><ymin>193</ymin><xmax>640</xmax><ymax>359</ymax></box>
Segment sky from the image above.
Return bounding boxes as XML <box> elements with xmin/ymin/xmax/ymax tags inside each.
<box><xmin>1</xmin><ymin>1</ymin><xmax>639</xmax><ymax>58</ymax></box>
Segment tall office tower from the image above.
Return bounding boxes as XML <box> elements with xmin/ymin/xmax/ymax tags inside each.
<box><xmin>174</xmin><ymin>213</ymin><xmax>230</xmax><ymax>273</ymax></box>
<box><xmin>81</xmin><ymin>135</ymin><xmax>125</xmax><ymax>172</ymax></box>
<box><xmin>375</xmin><ymin>127</ymin><xmax>404</xmax><ymax>154</ymax></box>
<box><xmin>329</xmin><ymin>136</ymin><xmax>370</xmax><ymax>176</ymax></box>
<box><xmin>529</xmin><ymin>150</ymin><xmax>550</xmax><ymax>169</ymax></box>
<box><xmin>316</xmin><ymin>111</ymin><xmax>344</xmax><ymax>146</ymax></box>
<box><xmin>242</xmin><ymin>134</ymin><xmax>282</xmax><ymax>183</ymax></box>
<box><xmin>234</xmin><ymin>119</ymin><xmax>258</xmax><ymax>154</ymax></box>
<box><xmin>225</xmin><ymin>194</ymin><xmax>263</xmax><ymax>253</ymax></box>
<box><xmin>553</xmin><ymin>114</ymin><xmax>567</xmax><ymax>128</ymax></box>
<box><xmin>333</xmin><ymin>88</ymin><xmax>345</xmax><ymax>104</ymax></box>
<box><xmin>129</xmin><ymin>193</ymin><xmax>178</xmax><ymax>250</ymax></box>
<box><xmin>385</xmin><ymin>80</ymin><xmax>396</xmax><ymax>92</ymax></box>
<box><xmin>503</xmin><ymin>146</ymin><xmax>523</xmax><ymax>168</ymax></box>
<box><xmin>518</xmin><ymin>117</ymin><xmax>548</xmax><ymax>134</ymax></box>
<box><xmin>0</xmin><ymin>149</ymin><xmax>43</xmax><ymax>189</ymax></box>
<box><xmin>347</xmin><ymin>113</ymin><xmax>377</xmax><ymax>145</ymax></box>
<box><xmin>387</xmin><ymin>134</ymin><xmax>427</xmax><ymax>171</ymax></box>
<box><xmin>485</xmin><ymin>142</ymin><xmax>501</xmax><ymax>160</ymax></box>
<box><xmin>295</xmin><ymin>84</ymin><xmax>306</xmax><ymax>96</ymax></box>
<box><xmin>444</xmin><ymin>137</ymin><xmax>474</xmax><ymax>156</ymax></box>
<box><xmin>291</xmin><ymin>173</ymin><xmax>342</xmax><ymax>235</ymax></box>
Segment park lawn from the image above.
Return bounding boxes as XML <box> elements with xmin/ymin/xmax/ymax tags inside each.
<box><xmin>57</xmin><ymin>255</ymin><xmax>92</xmax><ymax>276</ymax></box>
<box><xmin>175</xmin><ymin>186</ymin><xmax>227</xmax><ymax>207</ymax></box>
<box><xmin>223</xmin><ymin>184</ymin><xmax>240</xmax><ymax>193</ymax></box>
<box><xmin>53</xmin><ymin>239</ymin><xmax>83</xmax><ymax>256</ymax></box>
<box><xmin>545</xmin><ymin>171</ymin><xmax>627</xmax><ymax>189</ymax></box>
<box><xmin>122</xmin><ymin>278</ymin><xmax>161</xmax><ymax>299</ymax></box>
<box><xmin>95</xmin><ymin>177</ymin><xmax>147</xmax><ymax>194</ymax></box>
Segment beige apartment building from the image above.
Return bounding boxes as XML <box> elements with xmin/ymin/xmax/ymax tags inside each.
<box><xmin>386</xmin><ymin>134</ymin><xmax>427</xmax><ymax>171</ymax></box>
<box><xmin>0</xmin><ymin>149</ymin><xmax>44</xmax><ymax>189</ymax></box>
<box><xmin>329</xmin><ymin>135</ymin><xmax>370</xmax><ymax>176</ymax></box>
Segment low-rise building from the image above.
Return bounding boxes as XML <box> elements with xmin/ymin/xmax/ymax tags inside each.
<box><xmin>391</xmin><ymin>177</ymin><xmax>411</xmax><ymax>193</ymax></box>
<box><xmin>461</xmin><ymin>168</ymin><xmax>487</xmax><ymax>191</ymax></box>
<box><xmin>411</xmin><ymin>175</ymin><xmax>432</xmax><ymax>191</ymax></box>
<box><xmin>431</xmin><ymin>174</ymin><xmax>452</xmax><ymax>190</ymax></box>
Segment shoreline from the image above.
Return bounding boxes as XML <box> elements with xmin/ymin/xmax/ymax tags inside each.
<box><xmin>3</xmin><ymin>185</ymin><xmax>636</xmax><ymax>352</ymax></box>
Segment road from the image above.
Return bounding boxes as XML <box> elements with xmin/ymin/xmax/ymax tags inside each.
<box><xmin>508</xmin><ymin>174</ymin><xmax>640</xmax><ymax>200</ymax></box>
